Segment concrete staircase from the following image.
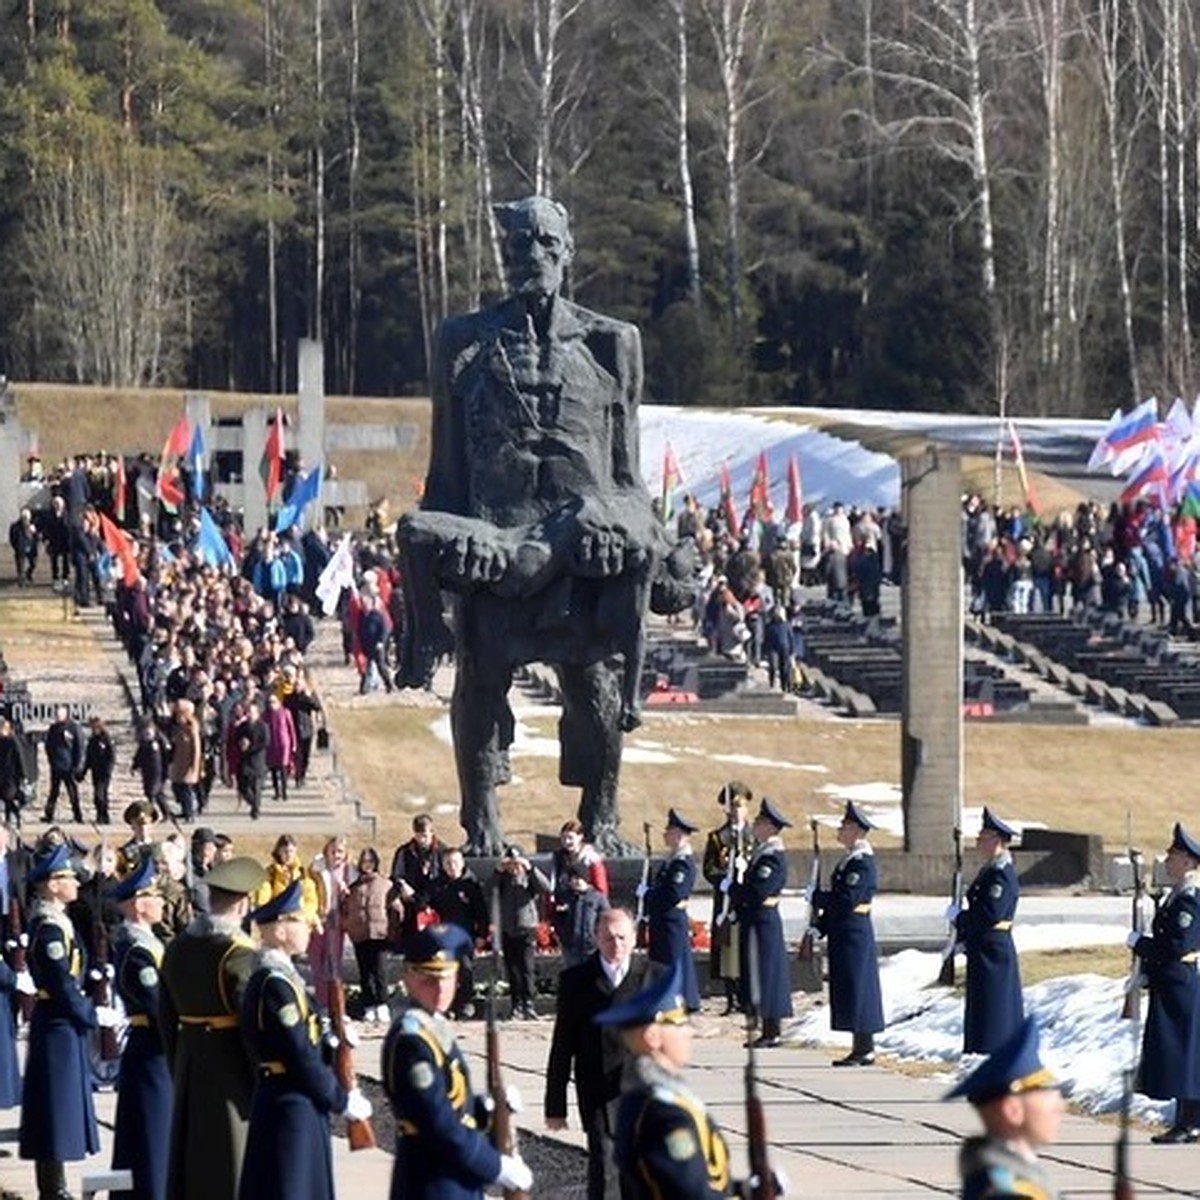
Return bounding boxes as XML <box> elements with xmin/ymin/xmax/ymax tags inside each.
<box><xmin>14</xmin><ymin>608</ymin><xmax>377</xmax><ymax>842</ymax></box>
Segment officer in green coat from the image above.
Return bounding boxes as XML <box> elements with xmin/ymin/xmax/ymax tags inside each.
<box><xmin>159</xmin><ymin>855</ymin><xmax>266</xmax><ymax>1200</ymax></box>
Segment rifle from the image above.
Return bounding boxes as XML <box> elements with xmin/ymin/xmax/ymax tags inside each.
<box><xmin>89</xmin><ymin>824</ymin><xmax>120</xmax><ymax>1062</ymax></box>
<box><xmin>1121</xmin><ymin>813</ymin><xmax>1144</xmax><ymax>1023</ymax></box>
<box><xmin>327</xmin><ymin>947</ymin><xmax>376</xmax><ymax>1151</ymax></box>
<box><xmin>635</xmin><ymin>821</ymin><xmax>652</xmax><ymax>948</ymax></box>
<box><xmin>7</xmin><ymin>892</ymin><xmax>31</xmax><ymax>1023</ymax></box>
<box><xmin>744</xmin><ymin>930</ymin><xmax>777</xmax><ymax>1200</ymax></box>
<box><xmin>716</xmin><ymin>813</ymin><xmax>745</xmax><ymax>929</ymax></box>
<box><xmin>487</xmin><ymin>889</ymin><xmax>528</xmax><ymax>1200</ymax></box>
<box><xmin>1114</xmin><ymin>1061</ymin><xmax>1135</xmax><ymax>1200</ymax></box>
<box><xmin>938</xmin><ymin>825</ymin><xmax>964</xmax><ymax>987</ymax></box>
<box><xmin>797</xmin><ymin>819</ymin><xmax>821</xmax><ymax>964</ymax></box>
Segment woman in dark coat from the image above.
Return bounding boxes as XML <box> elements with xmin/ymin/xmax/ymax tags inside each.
<box><xmin>84</xmin><ymin>717</ymin><xmax>115</xmax><ymax>825</ymax></box>
<box><xmin>954</xmin><ymin>807</ymin><xmax>1024</xmax><ymax>1054</ymax></box>
<box><xmin>19</xmin><ymin>842</ymin><xmax>109</xmax><ymax>1200</ymax></box>
<box><xmin>238</xmin><ymin>880</ymin><xmax>369</xmax><ymax>1200</ymax></box>
<box><xmin>734</xmin><ymin>798</ymin><xmax>794</xmax><ymax>1046</ymax></box>
<box><xmin>643</xmin><ymin>808</ymin><xmax>701</xmax><ymax>1012</ymax></box>
<box><xmin>1133</xmin><ymin>822</ymin><xmax>1200</xmax><ymax>1143</ymax></box>
<box><xmin>812</xmin><ymin>801</ymin><xmax>884</xmax><ymax>1066</ymax></box>
<box><xmin>111</xmin><ymin>856</ymin><xmax>172</xmax><ymax>1200</ymax></box>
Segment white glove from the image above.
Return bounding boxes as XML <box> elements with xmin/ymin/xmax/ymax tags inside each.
<box><xmin>495</xmin><ymin>1154</ymin><xmax>533</xmax><ymax>1192</ymax></box>
<box><xmin>1126</xmin><ymin>930</ymin><xmax>1142</xmax><ymax>949</ymax></box>
<box><xmin>802</xmin><ymin>885</ymin><xmax>814</xmax><ymax>903</ymax></box>
<box><xmin>95</xmin><ymin>1004</ymin><xmax>121</xmax><ymax>1029</ymax></box>
<box><xmin>634</xmin><ymin>883</ymin><xmax>649</xmax><ymax>899</ymax></box>
<box><xmin>88</xmin><ymin>964</ymin><xmax>116</xmax><ymax>983</ymax></box>
<box><xmin>944</xmin><ymin>902</ymin><xmax>961</xmax><ymax>923</ymax></box>
<box><xmin>16</xmin><ymin>933</ymin><xmax>27</xmax><ymax>949</ymax></box>
<box><xmin>15</xmin><ymin>970</ymin><xmax>34</xmax><ymax>996</ymax></box>
<box><xmin>748</xmin><ymin>1167</ymin><xmax>790</xmax><ymax>1196</ymax></box>
<box><xmin>734</xmin><ymin>855</ymin><xmax>748</xmax><ymax>874</ymax></box>
<box><xmin>344</xmin><ymin>1087</ymin><xmax>372</xmax><ymax>1122</ymax></box>
<box><xmin>342</xmin><ymin>1022</ymin><xmax>361</xmax><ymax>1049</ymax></box>
<box><xmin>719</xmin><ymin>877</ymin><xmax>732</xmax><ymax>894</ymax></box>
<box><xmin>504</xmin><ymin>1083</ymin><xmax>523</xmax><ymax>1114</ymax></box>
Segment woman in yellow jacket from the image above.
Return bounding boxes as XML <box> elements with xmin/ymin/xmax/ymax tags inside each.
<box><xmin>254</xmin><ymin>834</ymin><xmax>320</xmax><ymax>928</ymax></box>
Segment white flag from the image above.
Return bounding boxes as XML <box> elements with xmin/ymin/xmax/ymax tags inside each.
<box><xmin>315</xmin><ymin>534</ymin><xmax>355</xmax><ymax>615</ymax></box>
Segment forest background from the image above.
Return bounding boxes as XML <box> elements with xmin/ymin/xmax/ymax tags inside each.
<box><xmin>0</xmin><ymin>0</ymin><xmax>1196</xmax><ymax>422</ymax></box>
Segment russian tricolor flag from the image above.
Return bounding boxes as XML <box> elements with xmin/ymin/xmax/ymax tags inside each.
<box><xmin>1119</xmin><ymin>446</ymin><xmax>1169</xmax><ymax>506</ymax></box>
<box><xmin>1089</xmin><ymin>398</ymin><xmax>1160</xmax><ymax>474</ymax></box>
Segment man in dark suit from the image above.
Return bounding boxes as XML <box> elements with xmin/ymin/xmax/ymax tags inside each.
<box><xmin>43</xmin><ymin>705</ymin><xmax>84</xmax><ymax>824</ymax></box>
<box><xmin>544</xmin><ymin>907</ymin><xmax>662</xmax><ymax>1200</ymax></box>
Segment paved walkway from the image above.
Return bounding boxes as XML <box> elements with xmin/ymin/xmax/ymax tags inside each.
<box><xmin>0</xmin><ymin>1007</ymin><xmax>1189</xmax><ymax>1199</ymax></box>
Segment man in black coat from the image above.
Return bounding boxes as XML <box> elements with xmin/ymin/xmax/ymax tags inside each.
<box><xmin>43</xmin><ymin>705</ymin><xmax>84</xmax><ymax>823</ymax></box>
<box><xmin>544</xmin><ymin>908</ymin><xmax>663</xmax><ymax>1200</ymax></box>
<box><xmin>235</xmin><ymin>700</ymin><xmax>269</xmax><ymax>820</ymax></box>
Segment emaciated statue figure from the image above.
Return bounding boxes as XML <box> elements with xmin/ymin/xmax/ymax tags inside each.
<box><xmin>397</xmin><ymin>196</ymin><xmax>693</xmax><ymax>856</ymax></box>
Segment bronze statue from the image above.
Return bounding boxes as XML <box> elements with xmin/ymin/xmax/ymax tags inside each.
<box><xmin>397</xmin><ymin>196</ymin><xmax>692</xmax><ymax>855</ymax></box>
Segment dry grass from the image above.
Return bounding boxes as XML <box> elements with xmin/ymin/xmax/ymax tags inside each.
<box><xmin>1018</xmin><ymin>945</ymin><xmax>1129</xmax><ymax>986</ymax></box>
<box><xmin>324</xmin><ymin>692</ymin><xmax>1194</xmax><ymax>856</ymax></box>
<box><xmin>0</xmin><ymin>596</ymin><xmax>108</xmax><ymax>671</ymax></box>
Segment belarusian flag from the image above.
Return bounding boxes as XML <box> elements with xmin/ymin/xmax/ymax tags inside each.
<box><xmin>260</xmin><ymin>406</ymin><xmax>284</xmax><ymax>505</ymax></box>
<box><xmin>785</xmin><ymin>453</ymin><xmax>803</xmax><ymax>526</ymax></box>
<box><xmin>660</xmin><ymin>443</ymin><xmax>683</xmax><ymax>523</ymax></box>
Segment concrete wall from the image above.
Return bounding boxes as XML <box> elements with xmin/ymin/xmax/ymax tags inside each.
<box><xmin>900</xmin><ymin>448</ymin><xmax>963</xmax><ymax>856</ymax></box>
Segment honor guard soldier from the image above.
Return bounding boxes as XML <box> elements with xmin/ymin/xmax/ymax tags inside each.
<box><xmin>811</xmin><ymin>801</ymin><xmax>884</xmax><ymax>1067</ymax></box>
<box><xmin>702</xmin><ymin>781</ymin><xmax>754</xmax><ymax>1015</ymax></box>
<box><xmin>19</xmin><ymin>841</ymin><xmax>118</xmax><ymax>1200</ymax></box>
<box><xmin>1130</xmin><ymin>821</ymin><xmax>1200</xmax><ymax>1143</ymax></box>
<box><xmin>110</xmin><ymin>855</ymin><xmax>171</xmax><ymax>1200</ymax></box>
<box><xmin>382</xmin><ymin>923</ymin><xmax>533</xmax><ymax>1199</ymax></box>
<box><xmin>952</xmin><ymin>807</ymin><xmax>1024</xmax><ymax>1054</ymax></box>
<box><xmin>643</xmin><ymin>807</ymin><xmax>701</xmax><ymax>1012</ymax></box>
<box><xmin>945</xmin><ymin>1016</ymin><xmax>1063</xmax><ymax>1199</ymax></box>
<box><xmin>239</xmin><ymin>879</ymin><xmax>372</xmax><ymax>1200</ymax></box>
<box><xmin>734</xmin><ymin>798</ymin><xmax>793</xmax><ymax>1047</ymax></box>
<box><xmin>159</xmin><ymin>855</ymin><xmax>266</xmax><ymax>1200</ymax></box>
<box><xmin>597</xmin><ymin>962</ymin><xmax>753</xmax><ymax>1199</ymax></box>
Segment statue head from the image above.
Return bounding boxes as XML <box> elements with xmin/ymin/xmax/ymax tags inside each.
<box><xmin>495</xmin><ymin>196</ymin><xmax>574</xmax><ymax>301</ymax></box>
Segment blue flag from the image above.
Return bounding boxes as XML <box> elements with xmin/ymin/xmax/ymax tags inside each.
<box><xmin>274</xmin><ymin>462</ymin><xmax>323</xmax><ymax>532</ymax></box>
<box><xmin>188</xmin><ymin>422</ymin><xmax>207</xmax><ymax>501</ymax></box>
<box><xmin>196</xmin><ymin>507</ymin><xmax>234</xmax><ymax>569</ymax></box>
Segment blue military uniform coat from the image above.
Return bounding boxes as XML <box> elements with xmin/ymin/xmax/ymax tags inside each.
<box><xmin>382</xmin><ymin>1003</ymin><xmax>501</xmax><ymax>1200</ymax></box>
<box><xmin>733</xmin><ymin>838</ymin><xmax>793</xmax><ymax>1021</ymax></box>
<box><xmin>956</xmin><ymin>852</ymin><xmax>1023</xmax><ymax>1054</ymax></box>
<box><xmin>958</xmin><ymin>1135</ymin><xmax>1061</xmax><ymax>1200</ymax></box>
<box><xmin>112</xmin><ymin>922</ymin><xmax>171</xmax><ymax>1200</ymax></box>
<box><xmin>813</xmin><ymin>844</ymin><xmax>884</xmax><ymax>1034</ymax></box>
<box><xmin>239</xmin><ymin>949</ymin><xmax>347</xmax><ymax>1200</ymax></box>
<box><xmin>19</xmin><ymin>900</ymin><xmax>100</xmax><ymax>1163</ymax></box>
<box><xmin>646</xmin><ymin>849</ymin><xmax>700</xmax><ymax>1011</ymax></box>
<box><xmin>0</xmin><ymin>959</ymin><xmax>22</xmax><ymax>1109</ymax></box>
<box><xmin>1135</xmin><ymin>874</ymin><xmax>1200</xmax><ymax>1101</ymax></box>
<box><xmin>614</xmin><ymin>1055</ymin><xmax>736</xmax><ymax>1199</ymax></box>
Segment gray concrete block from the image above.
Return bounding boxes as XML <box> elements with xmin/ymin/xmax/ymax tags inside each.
<box><xmin>1144</xmin><ymin>700</ymin><xmax>1179</xmax><ymax>726</ymax></box>
<box><xmin>1067</xmin><ymin>672</ymin><xmax>1090</xmax><ymax>696</ymax></box>
<box><xmin>1124</xmin><ymin>692</ymin><xmax>1150</xmax><ymax>719</ymax></box>
<box><xmin>846</xmin><ymin>691</ymin><xmax>877</xmax><ymax>717</ymax></box>
<box><xmin>1103</xmin><ymin>686</ymin><xmax>1129</xmax><ymax>714</ymax></box>
<box><xmin>1047</xmin><ymin>662</ymin><xmax>1071</xmax><ymax>687</ymax></box>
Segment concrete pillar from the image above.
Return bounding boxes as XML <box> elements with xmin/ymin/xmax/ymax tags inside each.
<box><xmin>242</xmin><ymin>407</ymin><xmax>268</xmax><ymax>537</ymax></box>
<box><xmin>0</xmin><ymin>391</ymin><xmax>23</xmax><ymax>555</ymax></box>
<box><xmin>297</xmin><ymin>339</ymin><xmax>325</xmax><ymax>474</ymax></box>
<box><xmin>900</xmin><ymin>447</ymin><xmax>963</xmax><ymax>854</ymax></box>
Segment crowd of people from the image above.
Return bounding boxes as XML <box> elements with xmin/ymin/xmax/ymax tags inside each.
<box><xmin>961</xmin><ymin>491</ymin><xmax>1200</xmax><ymax>635</ymax></box>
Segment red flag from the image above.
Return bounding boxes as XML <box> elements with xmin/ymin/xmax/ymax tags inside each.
<box><xmin>157</xmin><ymin>414</ymin><xmax>191</xmax><ymax>506</ymax></box>
<box><xmin>719</xmin><ymin>461</ymin><xmax>738</xmax><ymax>533</ymax></box>
<box><xmin>1008</xmin><ymin>421</ymin><xmax>1040</xmax><ymax>515</ymax></box>
<box><xmin>786</xmin><ymin>454</ymin><xmax>803</xmax><ymax>525</ymax></box>
<box><xmin>113</xmin><ymin>456</ymin><xmax>127</xmax><ymax>524</ymax></box>
<box><xmin>260</xmin><ymin>406</ymin><xmax>285</xmax><ymax>503</ymax></box>
<box><xmin>98</xmin><ymin>513</ymin><xmax>139</xmax><ymax>586</ymax></box>
<box><xmin>748</xmin><ymin>450</ymin><xmax>769</xmax><ymax>515</ymax></box>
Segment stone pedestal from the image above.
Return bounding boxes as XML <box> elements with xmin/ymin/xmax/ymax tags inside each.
<box><xmin>242</xmin><ymin>407</ymin><xmax>268</xmax><ymax>536</ymax></box>
<box><xmin>297</xmin><ymin>339</ymin><xmax>325</xmax><ymax>475</ymax></box>
<box><xmin>0</xmin><ymin>389</ymin><xmax>26</xmax><ymax>549</ymax></box>
<box><xmin>900</xmin><ymin>448</ymin><xmax>963</xmax><ymax>854</ymax></box>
